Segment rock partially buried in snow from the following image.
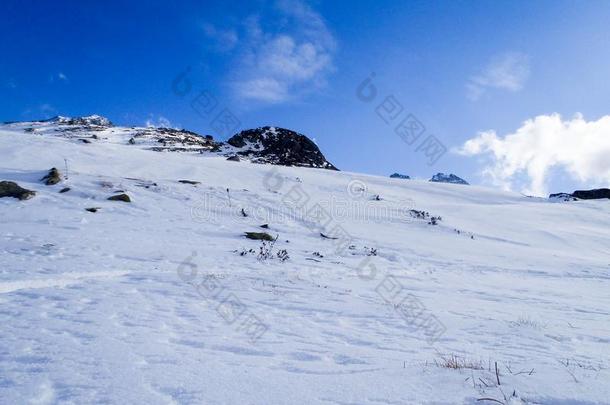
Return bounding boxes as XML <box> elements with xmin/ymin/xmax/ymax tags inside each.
<box><xmin>244</xmin><ymin>232</ymin><xmax>275</xmax><ymax>241</ymax></box>
<box><xmin>107</xmin><ymin>193</ymin><xmax>131</xmax><ymax>202</ymax></box>
<box><xmin>41</xmin><ymin>167</ymin><xmax>62</xmax><ymax>185</ymax></box>
<box><xmin>390</xmin><ymin>173</ymin><xmax>410</xmax><ymax>179</ymax></box>
<box><xmin>226</xmin><ymin>155</ymin><xmax>240</xmax><ymax>162</ymax></box>
<box><xmin>429</xmin><ymin>173</ymin><xmax>469</xmax><ymax>185</ymax></box>
<box><xmin>0</xmin><ymin>181</ymin><xmax>36</xmax><ymax>200</ymax></box>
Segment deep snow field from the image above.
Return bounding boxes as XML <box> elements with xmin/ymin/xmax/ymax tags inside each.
<box><xmin>1</xmin><ymin>123</ymin><xmax>609</xmax><ymax>404</ymax></box>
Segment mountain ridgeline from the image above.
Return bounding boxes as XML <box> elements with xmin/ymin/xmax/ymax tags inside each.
<box><xmin>3</xmin><ymin>116</ymin><xmax>337</xmax><ymax>171</ymax></box>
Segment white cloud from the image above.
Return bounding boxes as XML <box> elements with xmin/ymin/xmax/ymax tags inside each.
<box><xmin>458</xmin><ymin>113</ymin><xmax>610</xmax><ymax>196</ymax></box>
<box><xmin>58</xmin><ymin>72</ymin><xmax>68</xmax><ymax>82</ymax></box>
<box><xmin>220</xmin><ymin>0</ymin><xmax>336</xmax><ymax>104</ymax></box>
<box><xmin>467</xmin><ymin>52</ymin><xmax>529</xmax><ymax>101</ymax></box>
<box><xmin>146</xmin><ymin>115</ymin><xmax>173</xmax><ymax>128</ymax></box>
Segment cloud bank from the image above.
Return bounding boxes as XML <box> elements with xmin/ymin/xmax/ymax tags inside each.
<box><xmin>467</xmin><ymin>52</ymin><xmax>529</xmax><ymax>101</ymax></box>
<box><xmin>458</xmin><ymin>113</ymin><xmax>610</xmax><ymax>196</ymax></box>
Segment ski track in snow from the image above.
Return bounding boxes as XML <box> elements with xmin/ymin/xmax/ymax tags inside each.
<box><xmin>0</xmin><ymin>126</ymin><xmax>609</xmax><ymax>404</ymax></box>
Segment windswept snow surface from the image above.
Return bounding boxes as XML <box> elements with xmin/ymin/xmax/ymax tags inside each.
<box><xmin>1</xmin><ymin>126</ymin><xmax>609</xmax><ymax>404</ymax></box>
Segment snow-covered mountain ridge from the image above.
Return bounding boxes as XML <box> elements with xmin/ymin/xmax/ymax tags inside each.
<box><xmin>2</xmin><ymin>115</ymin><xmax>336</xmax><ymax>169</ymax></box>
<box><xmin>1</xmin><ymin>118</ymin><xmax>609</xmax><ymax>404</ymax></box>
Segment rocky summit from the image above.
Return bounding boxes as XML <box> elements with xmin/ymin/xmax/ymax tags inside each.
<box><xmin>225</xmin><ymin>126</ymin><xmax>337</xmax><ymax>170</ymax></box>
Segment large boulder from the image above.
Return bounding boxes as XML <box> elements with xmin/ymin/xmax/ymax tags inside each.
<box><xmin>226</xmin><ymin>127</ymin><xmax>337</xmax><ymax>170</ymax></box>
<box><xmin>0</xmin><ymin>181</ymin><xmax>36</xmax><ymax>200</ymax></box>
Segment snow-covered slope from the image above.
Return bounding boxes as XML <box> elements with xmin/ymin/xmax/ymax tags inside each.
<box><xmin>1</xmin><ymin>121</ymin><xmax>609</xmax><ymax>404</ymax></box>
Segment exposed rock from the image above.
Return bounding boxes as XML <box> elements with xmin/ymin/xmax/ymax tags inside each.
<box><xmin>390</xmin><ymin>173</ymin><xmax>410</xmax><ymax>179</ymax></box>
<box><xmin>549</xmin><ymin>192</ymin><xmax>577</xmax><ymax>202</ymax></box>
<box><xmin>244</xmin><ymin>232</ymin><xmax>275</xmax><ymax>241</ymax></box>
<box><xmin>572</xmin><ymin>188</ymin><xmax>610</xmax><ymax>200</ymax></box>
<box><xmin>0</xmin><ymin>181</ymin><xmax>36</xmax><ymax>200</ymax></box>
<box><xmin>108</xmin><ymin>193</ymin><xmax>131</xmax><ymax>203</ymax></box>
<box><xmin>53</xmin><ymin>115</ymin><xmax>113</xmax><ymax>127</ymax></box>
<box><xmin>226</xmin><ymin>155</ymin><xmax>240</xmax><ymax>162</ymax></box>
<box><xmin>429</xmin><ymin>173</ymin><xmax>469</xmax><ymax>185</ymax></box>
<box><xmin>178</xmin><ymin>180</ymin><xmax>200</xmax><ymax>185</ymax></box>
<box><xmin>85</xmin><ymin>207</ymin><xmax>100</xmax><ymax>213</ymax></box>
<box><xmin>42</xmin><ymin>168</ymin><xmax>61</xmax><ymax>185</ymax></box>
<box><xmin>226</xmin><ymin>126</ymin><xmax>337</xmax><ymax>170</ymax></box>
<box><xmin>79</xmin><ymin>138</ymin><xmax>92</xmax><ymax>144</ymax></box>
<box><xmin>550</xmin><ymin>188</ymin><xmax>610</xmax><ymax>201</ymax></box>
<box><xmin>135</xmin><ymin>127</ymin><xmax>219</xmax><ymax>153</ymax></box>
<box><xmin>59</xmin><ymin>187</ymin><xmax>71</xmax><ymax>193</ymax></box>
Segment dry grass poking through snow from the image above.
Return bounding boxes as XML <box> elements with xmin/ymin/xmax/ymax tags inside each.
<box><xmin>434</xmin><ymin>354</ymin><xmax>484</xmax><ymax>370</ymax></box>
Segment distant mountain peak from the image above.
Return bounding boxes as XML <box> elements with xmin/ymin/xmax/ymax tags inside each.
<box><xmin>50</xmin><ymin>115</ymin><xmax>113</xmax><ymax>127</ymax></box>
<box><xmin>429</xmin><ymin>173</ymin><xmax>469</xmax><ymax>185</ymax></box>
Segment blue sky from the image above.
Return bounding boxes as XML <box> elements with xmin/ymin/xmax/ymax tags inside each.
<box><xmin>2</xmin><ymin>0</ymin><xmax>610</xmax><ymax>195</ymax></box>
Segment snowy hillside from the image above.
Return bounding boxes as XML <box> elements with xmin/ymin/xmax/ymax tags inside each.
<box><xmin>1</xmin><ymin>120</ymin><xmax>609</xmax><ymax>404</ymax></box>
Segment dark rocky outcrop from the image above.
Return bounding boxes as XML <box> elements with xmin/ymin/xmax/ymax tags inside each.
<box><xmin>226</xmin><ymin>127</ymin><xmax>337</xmax><ymax>170</ymax></box>
<box><xmin>0</xmin><ymin>181</ymin><xmax>36</xmax><ymax>200</ymax></box>
<box><xmin>548</xmin><ymin>192</ymin><xmax>577</xmax><ymax>202</ymax></box>
<box><xmin>572</xmin><ymin>188</ymin><xmax>610</xmax><ymax>200</ymax></box>
<box><xmin>429</xmin><ymin>173</ymin><xmax>469</xmax><ymax>185</ymax></box>
<box><xmin>226</xmin><ymin>155</ymin><xmax>240</xmax><ymax>162</ymax></box>
<box><xmin>550</xmin><ymin>188</ymin><xmax>610</xmax><ymax>201</ymax></box>
<box><xmin>390</xmin><ymin>173</ymin><xmax>410</xmax><ymax>179</ymax></box>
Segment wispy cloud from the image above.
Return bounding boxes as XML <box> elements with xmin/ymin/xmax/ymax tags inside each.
<box><xmin>5</xmin><ymin>78</ymin><xmax>17</xmax><ymax>89</ymax></box>
<box><xmin>457</xmin><ymin>113</ymin><xmax>610</xmax><ymax>196</ymax></box>
<box><xmin>207</xmin><ymin>0</ymin><xmax>336</xmax><ymax>104</ymax></box>
<box><xmin>146</xmin><ymin>115</ymin><xmax>173</xmax><ymax>128</ymax></box>
<box><xmin>466</xmin><ymin>52</ymin><xmax>529</xmax><ymax>101</ymax></box>
<box><xmin>49</xmin><ymin>72</ymin><xmax>69</xmax><ymax>84</ymax></box>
